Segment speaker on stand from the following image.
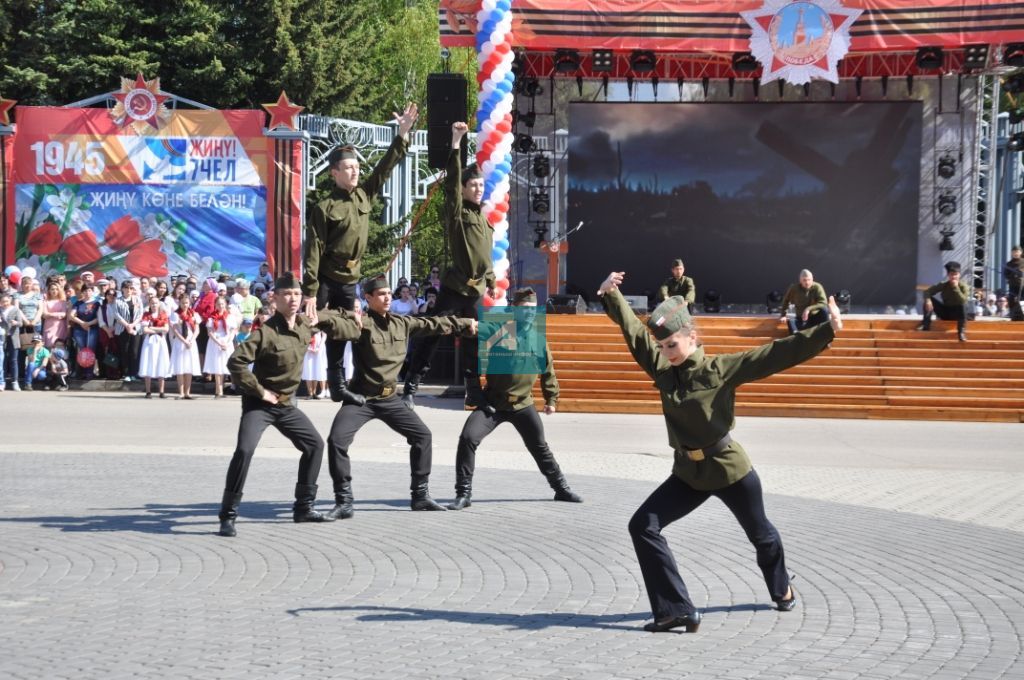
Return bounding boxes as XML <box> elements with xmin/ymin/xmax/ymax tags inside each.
<box><xmin>426</xmin><ymin>73</ymin><xmax>468</xmax><ymax>170</ymax></box>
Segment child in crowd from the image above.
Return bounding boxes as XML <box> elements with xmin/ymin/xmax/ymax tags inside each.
<box><xmin>235</xmin><ymin>317</ymin><xmax>253</xmax><ymax>347</ymax></box>
<box><xmin>254</xmin><ymin>261</ymin><xmax>273</xmax><ymax>290</ymax></box>
<box><xmin>170</xmin><ymin>293</ymin><xmax>201</xmax><ymax>400</ymax></box>
<box><xmin>47</xmin><ymin>347</ymin><xmax>70</xmax><ymax>391</ymax></box>
<box><xmin>203</xmin><ymin>296</ymin><xmax>235</xmax><ymax>398</ymax></box>
<box><xmin>138</xmin><ymin>296</ymin><xmax>171</xmax><ymax>398</ymax></box>
<box><xmin>24</xmin><ymin>334</ymin><xmax>50</xmax><ymax>390</ymax></box>
<box><xmin>302</xmin><ymin>329</ymin><xmax>328</xmax><ymax>399</ymax></box>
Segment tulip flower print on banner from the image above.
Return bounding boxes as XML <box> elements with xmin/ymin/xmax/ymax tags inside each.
<box><xmin>474</xmin><ymin>0</ymin><xmax>515</xmax><ymax>307</ymax></box>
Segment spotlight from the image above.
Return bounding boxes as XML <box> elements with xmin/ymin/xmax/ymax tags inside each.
<box><xmin>532</xmin><ymin>226</ymin><xmax>548</xmax><ymax>249</ymax></box>
<box><xmin>937</xmin><ymin>191</ymin><xmax>958</xmax><ymax>216</ymax></box>
<box><xmin>937</xmin><ymin>154</ymin><xmax>957</xmax><ymax>179</ymax></box>
<box><xmin>1005</xmin><ymin>42</ymin><xmax>1024</xmax><ymax>67</ymax></box>
<box><xmin>1009</xmin><ymin>132</ymin><xmax>1024</xmax><ymax>153</ymax></box>
<box><xmin>592</xmin><ymin>50</ymin><xmax>614</xmax><ymax>73</ymax></box>
<box><xmin>835</xmin><ymin>289</ymin><xmax>852</xmax><ymax>314</ymax></box>
<box><xmin>703</xmin><ymin>289</ymin><xmax>721</xmax><ymax>314</ymax></box>
<box><xmin>916</xmin><ymin>47</ymin><xmax>943</xmax><ymax>70</ymax></box>
<box><xmin>554</xmin><ymin>49</ymin><xmax>581</xmax><ymax>73</ymax></box>
<box><xmin>532</xmin><ymin>154</ymin><xmax>550</xmax><ymax>178</ymax></box>
<box><xmin>1004</xmin><ymin>74</ymin><xmax>1024</xmax><ymax>94</ymax></box>
<box><xmin>514</xmin><ymin>133</ymin><xmax>535</xmax><ymax>154</ymax></box>
<box><xmin>766</xmin><ymin>289</ymin><xmax>783</xmax><ymax>314</ymax></box>
<box><xmin>939</xmin><ymin>229</ymin><xmax>955</xmax><ymax>251</ymax></box>
<box><xmin>531</xmin><ymin>189</ymin><xmax>550</xmax><ymax>215</ymax></box>
<box><xmin>519</xmin><ymin>111</ymin><xmax>536</xmax><ymax>128</ymax></box>
<box><xmin>732</xmin><ymin>52</ymin><xmax>759</xmax><ymax>73</ymax></box>
<box><xmin>516</xmin><ymin>76</ymin><xmax>542</xmax><ymax>97</ymax></box>
<box><xmin>962</xmin><ymin>44</ymin><xmax>989</xmax><ymax>70</ymax></box>
<box><xmin>629</xmin><ymin>50</ymin><xmax>657</xmax><ymax>73</ymax></box>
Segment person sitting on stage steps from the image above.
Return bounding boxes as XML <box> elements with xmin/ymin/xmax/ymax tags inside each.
<box><xmin>448</xmin><ymin>287</ymin><xmax>582</xmax><ymax>510</ymax></box>
<box><xmin>657</xmin><ymin>258</ymin><xmax>696</xmax><ymax>314</ymax></box>
<box><xmin>301</xmin><ymin>102</ymin><xmax>419</xmax><ymax>406</ymax></box>
<box><xmin>217</xmin><ymin>272</ymin><xmax>358</xmax><ymax>538</ymax></box>
<box><xmin>1003</xmin><ymin>245</ymin><xmax>1023</xmax><ymax>321</ymax></box>
<box><xmin>779</xmin><ymin>269</ymin><xmax>829</xmax><ymax>335</ymax></box>
<box><xmin>598</xmin><ymin>270</ymin><xmax>844</xmax><ymax>633</ymax></box>
<box><xmin>403</xmin><ymin>121</ymin><xmax>495</xmax><ymax>412</ymax></box>
<box><xmin>920</xmin><ymin>261</ymin><xmax>970</xmax><ymax>342</ymax></box>
<box><xmin>322</xmin><ymin>275</ymin><xmax>478</xmax><ymax>519</ymax></box>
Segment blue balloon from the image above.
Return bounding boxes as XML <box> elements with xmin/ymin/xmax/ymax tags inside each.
<box><xmin>482</xmin><ymin>19</ymin><xmax>495</xmax><ymax>34</ymax></box>
<box><xmin>486</xmin><ymin>170</ymin><xmax>502</xmax><ymax>183</ymax></box>
<box><xmin>498</xmin><ymin>161</ymin><xmax>511</xmax><ymax>175</ymax></box>
<box><xmin>489</xmin><ymin>9</ymin><xmax>504</xmax><ymax>24</ymax></box>
<box><xmin>504</xmin><ymin>71</ymin><xmax>516</xmax><ymax>84</ymax></box>
<box><xmin>496</xmin><ymin>0</ymin><xmax>511</xmax><ymax>11</ymax></box>
<box><xmin>498</xmin><ymin>238</ymin><xmax>510</xmax><ymax>250</ymax></box>
<box><xmin>503</xmin><ymin>153</ymin><xmax>513</xmax><ymax>166</ymax></box>
<box><xmin>496</xmin><ymin>81</ymin><xmax>512</xmax><ymax>94</ymax></box>
<box><xmin>492</xmin><ymin>247</ymin><xmax>506</xmax><ymax>261</ymax></box>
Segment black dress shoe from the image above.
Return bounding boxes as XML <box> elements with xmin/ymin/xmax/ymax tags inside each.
<box><xmin>776</xmin><ymin>593</ymin><xmax>798</xmax><ymax>612</ymax></box>
<box><xmin>642</xmin><ymin>611</ymin><xmax>701</xmax><ymax>633</ymax></box>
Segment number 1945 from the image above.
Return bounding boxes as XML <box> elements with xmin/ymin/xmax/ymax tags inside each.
<box><xmin>29</xmin><ymin>141</ymin><xmax>106</xmax><ymax>177</ymax></box>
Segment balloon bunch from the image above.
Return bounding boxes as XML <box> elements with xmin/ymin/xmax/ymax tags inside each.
<box><xmin>474</xmin><ymin>0</ymin><xmax>514</xmax><ymax>307</ymax></box>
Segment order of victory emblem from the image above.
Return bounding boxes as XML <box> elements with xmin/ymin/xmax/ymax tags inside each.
<box><xmin>740</xmin><ymin>0</ymin><xmax>863</xmax><ymax>85</ymax></box>
<box><xmin>111</xmin><ymin>73</ymin><xmax>171</xmax><ymax>134</ymax></box>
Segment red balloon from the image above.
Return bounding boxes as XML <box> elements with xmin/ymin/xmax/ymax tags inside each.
<box><xmin>480</xmin><ymin>140</ymin><xmax>496</xmax><ymax>158</ymax></box>
<box><xmin>497</xmin><ymin>201</ymin><xmax>510</xmax><ymax>213</ymax></box>
<box><xmin>487</xmin><ymin>211</ymin><xmax>502</xmax><ymax>225</ymax></box>
<box><xmin>495</xmin><ymin>278</ymin><xmax>510</xmax><ymax>290</ymax></box>
<box><xmin>77</xmin><ymin>347</ymin><xmax>96</xmax><ymax>368</ymax></box>
<box><xmin>496</xmin><ymin>43</ymin><xmax>511</xmax><ymax>55</ymax></box>
<box><xmin>482</xmin><ymin>296</ymin><xmax>497</xmax><ymax>308</ymax></box>
<box><xmin>496</xmin><ymin>121</ymin><xmax>512</xmax><ymax>134</ymax></box>
<box><xmin>503</xmin><ymin>112</ymin><xmax>513</xmax><ymax>124</ymax></box>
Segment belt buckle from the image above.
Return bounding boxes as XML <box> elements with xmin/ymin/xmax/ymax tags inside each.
<box><xmin>380</xmin><ymin>385</ymin><xmax>394</xmax><ymax>398</ymax></box>
<box><xmin>346</xmin><ymin>259</ymin><xmax>358</xmax><ymax>268</ymax></box>
<box><xmin>467</xmin><ymin>277</ymin><xmax>480</xmax><ymax>286</ymax></box>
<box><xmin>686</xmin><ymin>449</ymin><xmax>705</xmax><ymax>462</ymax></box>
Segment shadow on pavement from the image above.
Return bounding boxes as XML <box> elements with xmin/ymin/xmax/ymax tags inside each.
<box><xmin>0</xmin><ymin>501</ymin><xmax>292</xmax><ymax>534</ymax></box>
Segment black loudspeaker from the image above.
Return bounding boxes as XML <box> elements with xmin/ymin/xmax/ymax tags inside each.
<box><xmin>546</xmin><ymin>294</ymin><xmax>586</xmax><ymax>314</ymax></box>
<box><xmin>427</xmin><ymin>73</ymin><xmax>468</xmax><ymax>169</ymax></box>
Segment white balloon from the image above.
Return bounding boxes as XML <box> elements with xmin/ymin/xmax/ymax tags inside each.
<box><xmin>489</xmin><ymin>149</ymin><xmax>503</xmax><ymax>164</ymax></box>
<box><xmin>22</xmin><ymin>266</ymin><xmax>37</xmax><ymax>279</ymax></box>
<box><xmin>482</xmin><ymin>0</ymin><xmax>498</xmax><ymax>11</ymax></box>
<box><xmin>496</xmin><ymin>257</ymin><xmax>510</xmax><ymax>271</ymax></box>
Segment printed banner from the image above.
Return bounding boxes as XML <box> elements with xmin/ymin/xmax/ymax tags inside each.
<box><xmin>8</xmin><ymin>106</ymin><xmax>273</xmax><ymax>282</ymax></box>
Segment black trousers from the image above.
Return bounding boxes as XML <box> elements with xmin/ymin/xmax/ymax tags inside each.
<box><xmin>787</xmin><ymin>308</ymin><xmax>830</xmax><ymax>335</ymax></box>
<box><xmin>118</xmin><ymin>331</ymin><xmax>142</xmax><ymax>378</ymax></box>
<box><xmin>326</xmin><ymin>395</ymin><xmax>433</xmax><ymax>492</ymax></box>
<box><xmin>456</xmin><ymin>406</ymin><xmax>562</xmax><ymax>481</ymax></box>
<box><xmin>628</xmin><ymin>470</ymin><xmax>789</xmax><ymax>620</ymax></box>
<box><xmin>317</xmin><ymin>278</ymin><xmax>358</xmax><ymax>376</ymax></box>
<box><xmin>223</xmin><ymin>396</ymin><xmax>325</xmax><ymax>498</ymax></box>
<box><xmin>406</xmin><ymin>286</ymin><xmax>480</xmax><ymax>381</ymax></box>
<box><xmin>1007</xmin><ymin>279</ymin><xmax>1024</xmax><ymax>321</ymax></box>
<box><xmin>923</xmin><ymin>298</ymin><xmax>966</xmax><ymax>332</ymax></box>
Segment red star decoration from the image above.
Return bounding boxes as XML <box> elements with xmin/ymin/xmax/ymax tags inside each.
<box><xmin>262</xmin><ymin>91</ymin><xmax>304</xmax><ymax>131</ymax></box>
<box><xmin>0</xmin><ymin>96</ymin><xmax>16</xmax><ymax>126</ymax></box>
<box><xmin>111</xmin><ymin>73</ymin><xmax>170</xmax><ymax>131</ymax></box>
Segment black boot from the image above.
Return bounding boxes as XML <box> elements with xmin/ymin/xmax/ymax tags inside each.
<box><xmin>463</xmin><ymin>370</ymin><xmax>495</xmax><ymax>416</ymax></box>
<box><xmin>218</xmin><ymin>490</ymin><xmax>243</xmax><ymax>536</ymax></box>
<box><xmin>293</xmin><ymin>483</ymin><xmax>333</xmax><ymax>523</ymax></box>
<box><xmin>402</xmin><ymin>375</ymin><xmax>419</xmax><ymax>410</ymax></box>
<box><xmin>328</xmin><ymin>368</ymin><xmax>366</xmax><ymax>406</ymax></box>
<box><xmin>411</xmin><ymin>477</ymin><xmax>447</xmax><ymax>511</ymax></box>
<box><xmin>547</xmin><ymin>473</ymin><xmax>583</xmax><ymax>503</ymax></box>
<box><xmin>447</xmin><ymin>475</ymin><xmax>473</xmax><ymax>510</ymax></box>
<box><xmin>326</xmin><ymin>482</ymin><xmax>354</xmax><ymax>520</ymax></box>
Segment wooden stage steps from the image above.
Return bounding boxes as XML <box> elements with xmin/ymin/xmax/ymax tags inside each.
<box><xmin>534</xmin><ymin>314</ymin><xmax>1024</xmax><ymax>423</ymax></box>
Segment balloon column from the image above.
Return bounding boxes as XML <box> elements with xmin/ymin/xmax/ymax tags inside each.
<box><xmin>474</xmin><ymin>0</ymin><xmax>514</xmax><ymax>307</ymax></box>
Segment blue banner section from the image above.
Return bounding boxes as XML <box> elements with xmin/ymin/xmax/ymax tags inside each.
<box><xmin>478</xmin><ymin>306</ymin><xmax>548</xmax><ymax>375</ymax></box>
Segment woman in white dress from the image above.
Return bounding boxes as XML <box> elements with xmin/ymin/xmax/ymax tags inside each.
<box><xmin>202</xmin><ymin>296</ymin><xmax>235</xmax><ymax>398</ymax></box>
<box><xmin>169</xmin><ymin>293</ymin><xmax>201</xmax><ymax>400</ymax></box>
<box><xmin>138</xmin><ymin>296</ymin><xmax>171</xmax><ymax>398</ymax></box>
<box><xmin>302</xmin><ymin>329</ymin><xmax>328</xmax><ymax>399</ymax></box>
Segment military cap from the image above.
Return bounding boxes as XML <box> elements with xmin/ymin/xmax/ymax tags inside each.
<box><xmin>671</xmin><ymin>258</ymin><xmax>684</xmax><ymax>267</ymax></box>
<box><xmin>647</xmin><ymin>296</ymin><xmax>693</xmax><ymax>340</ymax></box>
<box><xmin>274</xmin><ymin>271</ymin><xmax>301</xmax><ymax>290</ymax></box>
<box><xmin>463</xmin><ymin>163</ymin><xmax>482</xmax><ymax>184</ymax></box>
<box><xmin>362</xmin><ymin>274</ymin><xmax>391</xmax><ymax>293</ymax></box>
<box><xmin>511</xmin><ymin>287</ymin><xmax>537</xmax><ymax>304</ymax></box>
<box><xmin>1012</xmin><ymin>245</ymin><xmax>1022</xmax><ymax>252</ymax></box>
<box><xmin>944</xmin><ymin>261</ymin><xmax>962</xmax><ymax>273</ymax></box>
<box><xmin>327</xmin><ymin>145</ymin><xmax>359</xmax><ymax>165</ymax></box>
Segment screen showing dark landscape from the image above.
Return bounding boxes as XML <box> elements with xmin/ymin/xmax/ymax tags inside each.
<box><xmin>566</xmin><ymin>102</ymin><xmax>922</xmax><ymax>306</ymax></box>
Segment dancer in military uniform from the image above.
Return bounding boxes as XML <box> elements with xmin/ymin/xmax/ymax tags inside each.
<box><xmin>779</xmin><ymin>269</ymin><xmax>829</xmax><ymax>335</ymax></box>
<box><xmin>598</xmin><ymin>270</ymin><xmax>843</xmax><ymax>633</ymax></box>
<box><xmin>447</xmin><ymin>287</ymin><xmax>582</xmax><ymax>510</ymax></box>
<box><xmin>1003</xmin><ymin>245</ymin><xmax>1023</xmax><ymax>321</ymax></box>
<box><xmin>218</xmin><ymin>272</ymin><xmax>357</xmax><ymax>537</ymax></box>
<box><xmin>657</xmin><ymin>258</ymin><xmax>696</xmax><ymax>314</ymax></box>
<box><xmin>324</xmin><ymin>275</ymin><xmax>478</xmax><ymax>518</ymax></box>
<box><xmin>403</xmin><ymin>121</ymin><xmax>495</xmax><ymax>411</ymax></box>
<box><xmin>302</xmin><ymin>102</ymin><xmax>419</xmax><ymax>405</ymax></box>
<box><xmin>920</xmin><ymin>261</ymin><xmax>970</xmax><ymax>341</ymax></box>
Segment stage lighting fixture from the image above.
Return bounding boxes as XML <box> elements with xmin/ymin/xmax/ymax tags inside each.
<box><xmin>630</xmin><ymin>50</ymin><xmax>657</xmax><ymax>73</ymax></box>
<box><xmin>1005</xmin><ymin>42</ymin><xmax>1024</xmax><ymax>67</ymax></box>
<box><xmin>937</xmin><ymin>191</ymin><xmax>958</xmax><ymax>216</ymax></box>
<box><xmin>592</xmin><ymin>50</ymin><xmax>614</xmax><ymax>73</ymax></box>
<box><xmin>531</xmin><ymin>189</ymin><xmax>551</xmax><ymax>215</ymax></box>
<box><xmin>703</xmin><ymin>290</ymin><xmax>721</xmax><ymax>314</ymax></box>
<box><xmin>835</xmin><ymin>289</ymin><xmax>852</xmax><ymax>314</ymax></box>
<box><xmin>766</xmin><ymin>290</ymin><xmax>783</xmax><ymax>314</ymax></box>
<box><xmin>514</xmin><ymin>133</ymin><xmax>535</xmax><ymax>154</ymax></box>
<box><xmin>532</xmin><ymin>154</ymin><xmax>550</xmax><ymax>178</ymax></box>
<box><xmin>1003</xmin><ymin>74</ymin><xmax>1024</xmax><ymax>94</ymax></box>
<box><xmin>916</xmin><ymin>47</ymin><xmax>944</xmax><ymax>70</ymax></box>
<box><xmin>962</xmin><ymin>44</ymin><xmax>989</xmax><ymax>70</ymax></box>
<box><xmin>516</xmin><ymin>77</ymin><xmax>542</xmax><ymax>97</ymax></box>
<box><xmin>555</xmin><ymin>49</ymin><xmax>581</xmax><ymax>73</ymax></box>
<box><xmin>937</xmin><ymin>154</ymin><xmax>957</xmax><ymax>179</ymax></box>
<box><xmin>532</xmin><ymin>226</ymin><xmax>548</xmax><ymax>249</ymax></box>
<box><xmin>519</xmin><ymin>111</ymin><xmax>536</xmax><ymax>128</ymax></box>
<box><xmin>1009</xmin><ymin>132</ymin><xmax>1024</xmax><ymax>153</ymax></box>
<box><xmin>939</xmin><ymin>229</ymin><xmax>956</xmax><ymax>251</ymax></box>
<box><xmin>732</xmin><ymin>52</ymin><xmax>759</xmax><ymax>73</ymax></box>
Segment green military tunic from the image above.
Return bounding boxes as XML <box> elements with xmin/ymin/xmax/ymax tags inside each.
<box><xmin>229</xmin><ymin>309</ymin><xmax>353</xmax><ymax>405</ymax></box>
<box><xmin>482</xmin><ymin>340</ymin><xmax>559</xmax><ymax>412</ymax></box>
<box><xmin>441</xmin><ymin>148</ymin><xmax>495</xmax><ymax>298</ymax></box>
<box><xmin>327</xmin><ymin>309</ymin><xmax>475</xmax><ymax>398</ymax></box>
<box><xmin>924</xmin><ymin>279</ymin><xmax>969</xmax><ymax>306</ymax></box>
<box><xmin>781</xmin><ymin>282</ymin><xmax>827</xmax><ymax>316</ymax></box>
<box><xmin>302</xmin><ymin>136</ymin><xmax>409</xmax><ymax>296</ymax></box>
<box><xmin>658</xmin><ymin>276</ymin><xmax>696</xmax><ymax>304</ymax></box>
<box><xmin>602</xmin><ymin>287</ymin><xmax>833</xmax><ymax>490</ymax></box>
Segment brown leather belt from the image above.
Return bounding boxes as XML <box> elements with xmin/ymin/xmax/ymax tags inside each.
<box><xmin>685</xmin><ymin>434</ymin><xmax>733</xmax><ymax>462</ymax></box>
